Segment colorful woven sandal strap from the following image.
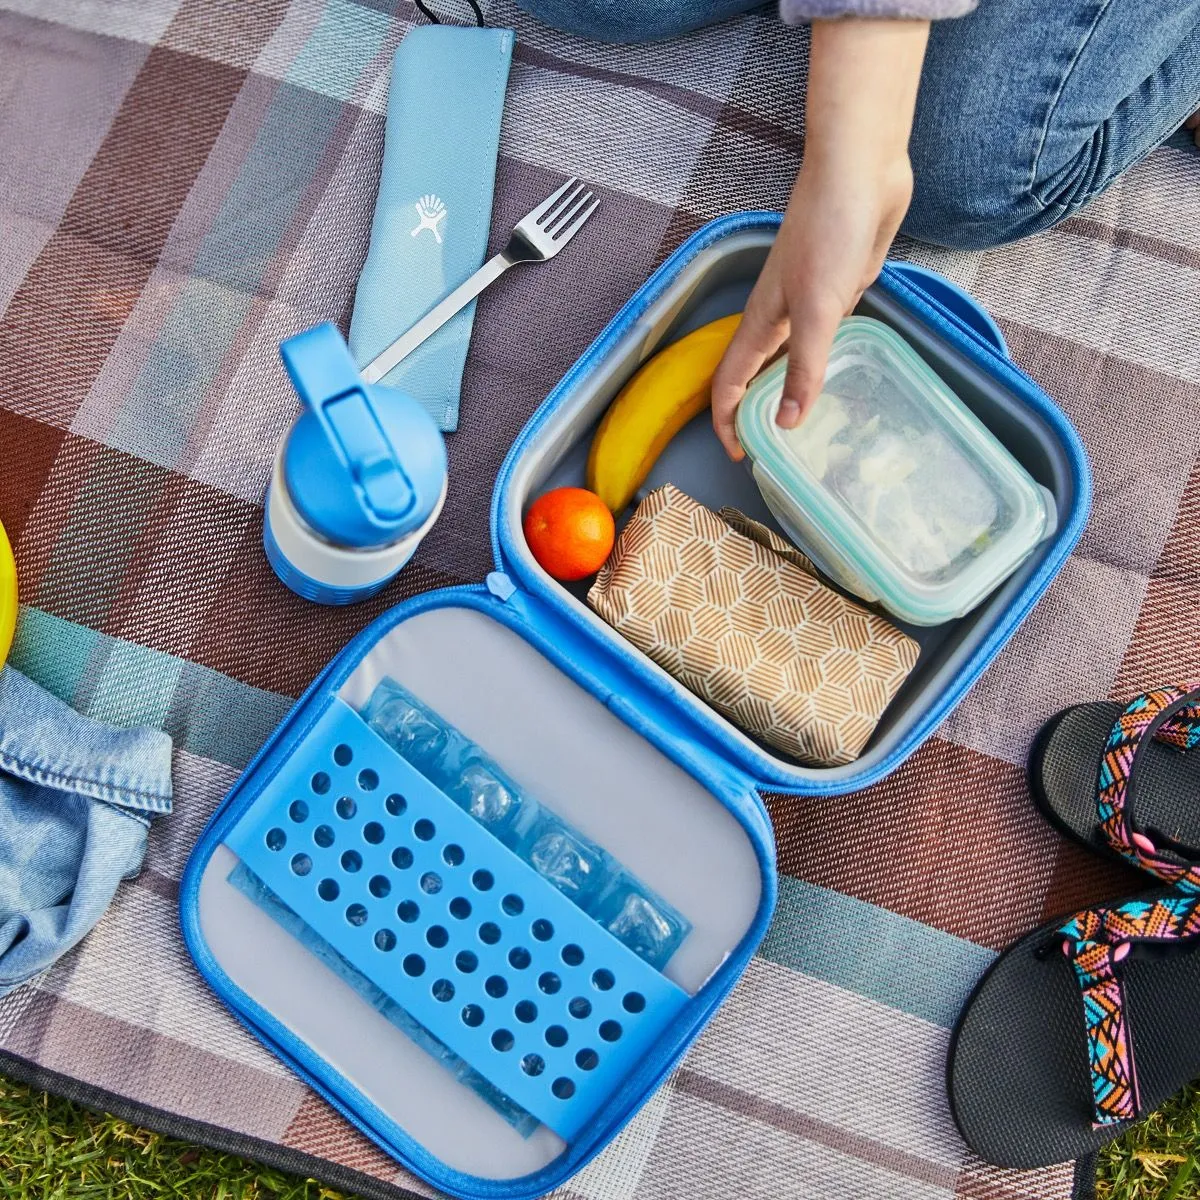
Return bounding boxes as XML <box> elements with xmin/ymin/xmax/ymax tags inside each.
<box><xmin>1097</xmin><ymin>686</ymin><xmax>1200</xmax><ymax>889</ymax></box>
<box><xmin>1159</xmin><ymin>704</ymin><xmax>1200</xmax><ymax>751</ymax></box>
<box><xmin>1060</xmin><ymin>893</ymin><xmax>1200</xmax><ymax>1125</ymax></box>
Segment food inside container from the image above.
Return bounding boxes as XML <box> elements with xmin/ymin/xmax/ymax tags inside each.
<box><xmin>586</xmin><ymin>484</ymin><xmax>919</xmax><ymax>768</ymax></box>
<box><xmin>736</xmin><ymin>316</ymin><xmax>1055</xmax><ymax>626</ymax></box>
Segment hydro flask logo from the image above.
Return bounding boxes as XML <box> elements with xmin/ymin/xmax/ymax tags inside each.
<box><xmin>411</xmin><ymin>194</ymin><xmax>447</xmax><ymax>243</ymax></box>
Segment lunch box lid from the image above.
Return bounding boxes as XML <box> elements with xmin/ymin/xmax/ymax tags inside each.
<box><xmin>180</xmin><ymin>579</ymin><xmax>778</xmax><ymax>1200</ymax></box>
<box><xmin>735</xmin><ymin>316</ymin><xmax>1054</xmax><ymax>625</ymax></box>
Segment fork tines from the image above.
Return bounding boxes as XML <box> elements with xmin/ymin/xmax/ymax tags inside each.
<box><xmin>533</xmin><ymin>177</ymin><xmax>599</xmax><ymax>240</ymax></box>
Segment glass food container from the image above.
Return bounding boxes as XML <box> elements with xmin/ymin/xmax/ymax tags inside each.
<box><xmin>736</xmin><ymin>316</ymin><xmax>1054</xmax><ymax>626</ymax></box>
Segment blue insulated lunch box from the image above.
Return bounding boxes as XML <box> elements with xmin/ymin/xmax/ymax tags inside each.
<box><xmin>180</xmin><ymin>214</ymin><xmax>1090</xmax><ymax>1199</ymax></box>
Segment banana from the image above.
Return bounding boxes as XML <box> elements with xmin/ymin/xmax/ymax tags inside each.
<box><xmin>0</xmin><ymin>517</ymin><xmax>15</xmax><ymax>668</ymax></box>
<box><xmin>586</xmin><ymin>313</ymin><xmax>742</xmax><ymax>513</ymax></box>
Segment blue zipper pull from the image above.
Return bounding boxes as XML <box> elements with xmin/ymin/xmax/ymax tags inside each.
<box><xmin>486</xmin><ymin>571</ymin><xmax>517</xmax><ymax>602</ymax></box>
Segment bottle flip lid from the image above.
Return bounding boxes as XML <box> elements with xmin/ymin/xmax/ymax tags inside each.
<box><xmin>280</xmin><ymin>323</ymin><xmax>447</xmax><ymax>550</ymax></box>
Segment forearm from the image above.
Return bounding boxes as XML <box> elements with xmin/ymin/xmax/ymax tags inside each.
<box><xmin>804</xmin><ymin>17</ymin><xmax>930</xmax><ymax>176</ymax></box>
<box><xmin>709</xmin><ymin>17</ymin><xmax>932</xmax><ymax>458</ymax></box>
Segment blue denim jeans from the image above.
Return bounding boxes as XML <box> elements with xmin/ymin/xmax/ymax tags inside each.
<box><xmin>515</xmin><ymin>0</ymin><xmax>1200</xmax><ymax>249</ymax></box>
<box><xmin>0</xmin><ymin>666</ymin><xmax>173</xmax><ymax>996</ymax></box>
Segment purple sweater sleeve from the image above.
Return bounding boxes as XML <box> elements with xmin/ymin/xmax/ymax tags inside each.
<box><xmin>781</xmin><ymin>0</ymin><xmax>976</xmax><ymax>17</ymax></box>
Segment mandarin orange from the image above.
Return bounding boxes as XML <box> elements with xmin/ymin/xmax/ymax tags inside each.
<box><xmin>523</xmin><ymin>487</ymin><xmax>615</xmax><ymax>581</ymax></box>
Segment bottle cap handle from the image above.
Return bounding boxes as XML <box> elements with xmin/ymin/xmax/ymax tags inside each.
<box><xmin>279</xmin><ymin>323</ymin><xmax>415</xmax><ymax>527</ymax></box>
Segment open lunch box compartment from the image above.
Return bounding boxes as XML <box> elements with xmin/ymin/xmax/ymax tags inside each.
<box><xmin>180</xmin><ymin>213</ymin><xmax>1090</xmax><ymax>1199</ymax></box>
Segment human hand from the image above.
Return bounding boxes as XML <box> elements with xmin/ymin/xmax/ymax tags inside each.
<box><xmin>711</xmin><ymin>150</ymin><xmax>913</xmax><ymax>459</ymax></box>
<box><xmin>711</xmin><ymin>18</ymin><xmax>930</xmax><ymax>461</ymax></box>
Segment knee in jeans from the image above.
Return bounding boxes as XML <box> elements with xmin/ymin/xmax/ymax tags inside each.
<box><xmin>904</xmin><ymin>162</ymin><xmax>1039</xmax><ymax>251</ymax></box>
<box><xmin>902</xmin><ymin>101</ymin><xmax>1055</xmax><ymax>250</ymax></box>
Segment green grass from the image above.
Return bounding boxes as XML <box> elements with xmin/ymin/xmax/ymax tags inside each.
<box><xmin>0</xmin><ymin>1073</ymin><xmax>1195</xmax><ymax>1200</ymax></box>
<box><xmin>0</xmin><ymin>1076</ymin><xmax>355</xmax><ymax>1200</ymax></box>
<box><xmin>0</xmin><ymin>1075</ymin><xmax>1195</xmax><ymax>1195</ymax></box>
<box><xmin>1097</xmin><ymin>1085</ymin><xmax>1200</xmax><ymax>1200</ymax></box>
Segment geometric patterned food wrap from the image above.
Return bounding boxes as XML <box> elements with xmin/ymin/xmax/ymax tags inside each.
<box><xmin>588</xmin><ymin>485</ymin><xmax>920</xmax><ymax>766</ymax></box>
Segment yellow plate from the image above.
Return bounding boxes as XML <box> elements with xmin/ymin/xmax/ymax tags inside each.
<box><xmin>0</xmin><ymin>517</ymin><xmax>16</xmax><ymax>668</ymax></box>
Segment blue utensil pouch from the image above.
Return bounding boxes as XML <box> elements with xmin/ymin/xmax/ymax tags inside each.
<box><xmin>349</xmin><ymin>25</ymin><xmax>514</xmax><ymax>432</ymax></box>
<box><xmin>181</xmin><ymin>215</ymin><xmax>1090</xmax><ymax>1200</ymax></box>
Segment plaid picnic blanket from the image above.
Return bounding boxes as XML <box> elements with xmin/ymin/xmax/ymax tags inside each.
<box><xmin>1</xmin><ymin>1</ymin><xmax>1198</xmax><ymax>1197</ymax></box>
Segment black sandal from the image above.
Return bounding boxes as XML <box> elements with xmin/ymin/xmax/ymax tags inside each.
<box><xmin>1029</xmin><ymin>686</ymin><xmax>1200</xmax><ymax>878</ymax></box>
<box><xmin>949</xmin><ymin>686</ymin><xmax>1200</xmax><ymax>1167</ymax></box>
<box><xmin>948</xmin><ymin>887</ymin><xmax>1200</xmax><ymax>1167</ymax></box>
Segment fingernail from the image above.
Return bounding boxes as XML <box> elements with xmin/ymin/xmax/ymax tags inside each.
<box><xmin>776</xmin><ymin>399</ymin><xmax>801</xmax><ymax>427</ymax></box>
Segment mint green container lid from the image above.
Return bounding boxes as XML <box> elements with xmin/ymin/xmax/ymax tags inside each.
<box><xmin>735</xmin><ymin>316</ymin><xmax>1054</xmax><ymax>626</ymax></box>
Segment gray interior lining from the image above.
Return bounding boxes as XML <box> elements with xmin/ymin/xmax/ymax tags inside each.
<box><xmin>499</xmin><ymin>229</ymin><xmax>1078</xmax><ymax>786</ymax></box>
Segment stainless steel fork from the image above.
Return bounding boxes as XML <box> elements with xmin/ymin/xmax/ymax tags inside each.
<box><xmin>360</xmin><ymin>177</ymin><xmax>600</xmax><ymax>384</ymax></box>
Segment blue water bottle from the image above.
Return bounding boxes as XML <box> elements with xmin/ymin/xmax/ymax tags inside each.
<box><xmin>264</xmin><ymin>323</ymin><xmax>447</xmax><ymax>605</ymax></box>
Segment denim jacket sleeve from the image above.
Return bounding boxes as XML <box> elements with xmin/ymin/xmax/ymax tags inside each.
<box><xmin>781</xmin><ymin>0</ymin><xmax>977</xmax><ymax>18</ymax></box>
<box><xmin>0</xmin><ymin>665</ymin><xmax>173</xmax><ymax>997</ymax></box>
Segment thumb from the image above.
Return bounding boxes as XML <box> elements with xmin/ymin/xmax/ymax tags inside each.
<box><xmin>776</xmin><ymin>297</ymin><xmax>843</xmax><ymax>430</ymax></box>
<box><xmin>710</xmin><ymin>292</ymin><xmax>789</xmax><ymax>461</ymax></box>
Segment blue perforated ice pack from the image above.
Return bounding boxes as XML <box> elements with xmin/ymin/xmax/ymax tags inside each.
<box><xmin>227</xmin><ymin>697</ymin><xmax>689</xmax><ymax>1142</ymax></box>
